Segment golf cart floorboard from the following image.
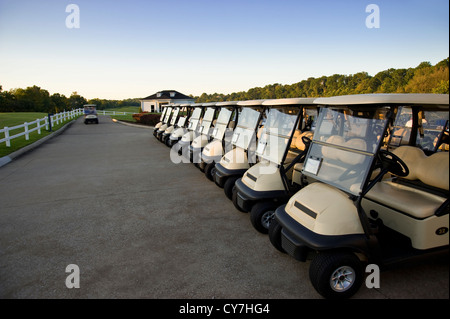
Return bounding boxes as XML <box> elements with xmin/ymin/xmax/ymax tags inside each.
<box><xmin>374</xmin><ymin>223</ymin><xmax>449</xmax><ymax>270</ymax></box>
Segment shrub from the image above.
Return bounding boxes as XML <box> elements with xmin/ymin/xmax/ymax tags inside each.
<box><xmin>132</xmin><ymin>112</ymin><xmax>161</xmax><ymax>126</ymax></box>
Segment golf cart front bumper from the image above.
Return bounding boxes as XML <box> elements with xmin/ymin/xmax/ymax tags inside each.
<box><xmin>214</xmin><ymin>163</ymin><xmax>247</xmax><ymax>188</ymax></box>
<box><xmin>188</xmin><ymin>145</ymin><xmax>203</xmax><ymax>164</ymax></box>
<box><xmin>234</xmin><ymin>178</ymin><xmax>287</xmax><ymax>212</ymax></box>
<box><xmin>161</xmin><ymin>132</ymin><xmax>170</xmax><ymax>143</ymax></box>
<box><xmin>275</xmin><ymin>204</ymin><xmax>368</xmax><ymax>262</ymax></box>
<box><xmin>167</xmin><ymin>136</ymin><xmax>181</xmax><ymax>147</ymax></box>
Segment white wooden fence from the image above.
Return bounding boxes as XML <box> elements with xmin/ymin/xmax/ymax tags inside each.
<box><xmin>1</xmin><ymin>109</ymin><xmax>138</xmax><ymax>147</ymax></box>
<box><xmin>97</xmin><ymin>110</ymin><xmax>137</xmax><ymax>116</ymax></box>
<box><xmin>0</xmin><ymin>109</ymin><xmax>83</xmax><ymax>147</ymax></box>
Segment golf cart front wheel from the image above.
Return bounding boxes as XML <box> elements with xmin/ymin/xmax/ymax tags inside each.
<box><xmin>309</xmin><ymin>251</ymin><xmax>363</xmax><ymax>299</ymax></box>
<box><xmin>250</xmin><ymin>201</ymin><xmax>278</xmax><ymax>234</ymax></box>
<box><xmin>232</xmin><ymin>186</ymin><xmax>247</xmax><ymax>213</ymax></box>
<box><xmin>204</xmin><ymin>163</ymin><xmax>215</xmax><ymax>181</ymax></box>
<box><xmin>224</xmin><ymin>176</ymin><xmax>239</xmax><ymax>200</ymax></box>
<box><xmin>268</xmin><ymin>218</ymin><xmax>285</xmax><ymax>254</ymax></box>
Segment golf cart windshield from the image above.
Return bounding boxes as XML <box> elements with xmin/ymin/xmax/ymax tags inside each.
<box><xmin>390</xmin><ymin>106</ymin><xmax>449</xmax><ymax>152</ymax></box>
<box><xmin>197</xmin><ymin>107</ymin><xmax>216</xmax><ymax>135</ymax></box>
<box><xmin>163</xmin><ymin>107</ymin><xmax>173</xmax><ymax>123</ymax></box>
<box><xmin>177</xmin><ymin>115</ymin><xmax>187</xmax><ymax>127</ymax></box>
<box><xmin>170</xmin><ymin>107</ymin><xmax>180</xmax><ymax>125</ymax></box>
<box><xmin>159</xmin><ymin>108</ymin><xmax>167</xmax><ymax>121</ymax></box>
<box><xmin>83</xmin><ymin>106</ymin><xmax>97</xmax><ymax>114</ymax></box>
<box><xmin>231</xmin><ymin>108</ymin><xmax>261</xmax><ymax>150</ymax></box>
<box><xmin>188</xmin><ymin>107</ymin><xmax>203</xmax><ymax>131</ymax></box>
<box><xmin>211</xmin><ymin>108</ymin><xmax>233</xmax><ymax>141</ymax></box>
<box><xmin>303</xmin><ymin>106</ymin><xmax>390</xmax><ymax>196</ymax></box>
<box><xmin>256</xmin><ymin>108</ymin><xmax>299</xmax><ymax>165</ymax></box>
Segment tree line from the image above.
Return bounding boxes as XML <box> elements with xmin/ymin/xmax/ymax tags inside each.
<box><xmin>0</xmin><ymin>87</ymin><xmax>141</xmax><ymax>113</ymax></box>
<box><xmin>193</xmin><ymin>58</ymin><xmax>449</xmax><ymax>102</ymax></box>
<box><xmin>1</xmin><ymin>57</ymin><xmax>448</xmax><ymax>113</ymax></box>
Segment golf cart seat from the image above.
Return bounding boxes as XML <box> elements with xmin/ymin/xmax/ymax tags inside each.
<box><xmin>289</xmin><ymin>131</ymin><xmax>314</xmax><ymax>185</ymax></box>
<box><xmin>285</xmin><ymin>130</ymin><xmax>303</xmax><ymax>164</ymax></box>
<box><xmin>307</xmin><ymin>136</ymin><xmax>367</xmax><ymax>187</ymax></box>
<box><xmin>295</xmin><ymin>131</ymin><xmax>314</xmax><ymax>151</ymax></box>
<box><xmin>365</xmin><ymin>146</ymin><xmax>449</xmax><ymax>220</ymax></box>
<box><xmin>286</xmin><ymin>131</ymin><xmax>313</xmax><ymax>165</ymax></box>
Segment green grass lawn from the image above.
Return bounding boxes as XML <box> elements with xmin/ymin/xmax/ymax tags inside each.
<box><xmin>103</xmin><ymin>106</ymin><xmax>140</xmax><ymax>122</ymax></box>
<box><xmin>0</xmin><ymin>112</ymin><xmax>79</xmax><ymax>157</ymax></box>
<box><xmin>104</xmin><ymin>106</ymin><xmax>140</xmax><ymax>113</ymax></box>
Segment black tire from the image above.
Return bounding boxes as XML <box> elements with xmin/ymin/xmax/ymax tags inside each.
<box><xmin>232</xmin><ymin>186</ymin><xmax>247</xmax><ymax>213</ymax></box>
<box><xmin>204</xmin><ymin>163</ymin><xmax>215</xmax><ymax>181</ymax></box>
<box><xmin>223</xmin><ymin>176</ymin><xmax>239</xmax><ymax>200</ymax></box>
<box><xmin>309</xmin><ymin>251</ymin><xmax>364</xmax><ymax>299</ymax></box>
<box><xmin>250</xmin><ymin>201</ymin><xmax>279</xmax><ymax>234</ymax></box>
<box><xmin>268</xmin><ymin>218</ymin><xmax>285</xmax><ymax>253</ymax></box>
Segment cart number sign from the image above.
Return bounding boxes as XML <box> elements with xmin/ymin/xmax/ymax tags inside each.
<box><xmin>256</xmin><ymin>141</ymin><xmax>266</xmax><ymax>155</ymax></box>
<box><xmin>232</xmin><ymin>133</ymin><xmax>240</xmax><ymax>144</ymax></box>
<box><xmin>303</xmin><ymin>156</ymin><xmax>322</xmax><ymax>175</ymax></box>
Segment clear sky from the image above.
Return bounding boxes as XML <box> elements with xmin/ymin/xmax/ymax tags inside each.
<box><xmin>0</xmin><ymin>0</ymin><xmax>448</xmax><ymax>100</ymax></box>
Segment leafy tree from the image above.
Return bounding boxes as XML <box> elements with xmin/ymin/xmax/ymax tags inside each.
<box><xmin>68</xmin><ymin>92</ymin><xmax>87</xmax><ymax>109</ymax></box>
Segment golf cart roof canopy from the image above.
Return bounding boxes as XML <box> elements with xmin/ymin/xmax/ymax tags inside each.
<box><xmin>191</xmin><ymin>102</ymin><xmax>204</xmax><ymax>107</ymax></box>
<box><xmin>263</xmin><ymin>97</ymin><xmax>316</xmax><ymax>106</ymax></box>
<box><xmin>237</xmin><ymin>99</ymin><xmax>266</xmax><ymax>106</ymax></box>
<box><xmin>216</xmin><ymin>101</ymin><xmax>240</xmax><ymax>106</ymax></box>
<box><xmin>202</xmin><ymin>102</ymin><xmax>218</xmax><ymax>107</ymax></box>
<box><xmin>314</xmin><ymin>93</ymin><xmax>449</xmax><ymax>108</ymax></box>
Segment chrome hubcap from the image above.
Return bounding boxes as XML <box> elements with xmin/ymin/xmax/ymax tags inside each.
<box><xmin>330</xmin><ymin>266</ymin><xmax>355</xmax><ymax>292</ymax></box>
<box><xmin>261</xmin><ymin>210</ymin><xmax>275</xmax><ymax>229</ymax></box>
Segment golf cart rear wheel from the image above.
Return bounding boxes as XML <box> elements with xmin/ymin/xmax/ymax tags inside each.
<box><xmin>309</xmin><ymin>251</ymin><xmax>363</xmax><ymax>299</ymax></box>
<box><xmin>250</xmin><ymin>201</ymin><xmax>278</xmax><ymax>234</ymax></box>
<box><xmin>268</xmin><ymin>218</ymin><xmax>285</xmax><ymax>254</ymax></box>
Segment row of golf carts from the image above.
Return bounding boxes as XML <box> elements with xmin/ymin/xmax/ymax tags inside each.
<box><xmin>152</xmin><ymin>93</ymin><xmax>449</xmax><ymax>299</ymax></box>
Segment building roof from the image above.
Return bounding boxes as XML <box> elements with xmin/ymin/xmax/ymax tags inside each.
<box><xmin>141</xmin><ymin>90</ymin><xmax>195</xmax><ymax>101</ymax></box>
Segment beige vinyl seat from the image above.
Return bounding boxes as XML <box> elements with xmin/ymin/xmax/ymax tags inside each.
<box><xmin>289</xmin><ymin>131</ymin><xmax>314</xmax><ymax>185</ymax></box>
<box><xmin>311</xmin><ymin>136</ymin><xmax>368</xmax><ymax>188</ymax></box>
<box><xmin>365</xmin><ymin>146</ymin><xmax>449</xmax><ymax>219</ymax></box>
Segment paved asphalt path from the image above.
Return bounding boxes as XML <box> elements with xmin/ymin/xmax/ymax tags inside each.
<box><xmin>0</xmin><ymin>116</ymin><xmax>448</xmax><ymax>300</ymax></box>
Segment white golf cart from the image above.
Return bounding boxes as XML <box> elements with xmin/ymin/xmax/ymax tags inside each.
<box><xmin>213</xmin><ymin>100</ymin><xmax>266</xmax><ymax>199</ymax></box>
<box><xmin>166</xmin><ymin>104</ymin><xmax>196</xmax><ymax>148</ymax></box>
<box><xmin>233</xmin><ymin>98</ymin><xmax>318</xmax><ymax>233</ymax></box>
<box><xmin>154</xmin><ymin>105</ymin><xmax>174</xmax><ymax>140</ymax></box>
<box><xmin>83</xmin><ymin>104</ymin><xmax>98</xmax><ymax>124</ymax></box>
<box><xmin>159</xmin><ymin>105</ymin><xmax>181</xmax><ymax>144</ymax></box>
<box><xmin>172</xmin><ymin>104</ymin><xmax>205</xmax><ymax>158</ymax></box>
<box><xmin>153</xmin><ymin>106</ymin><xmax>169</xmax><ymax>137</ymax></box>
<box><xmin>188</xmin><ymin>103</ymin><xmax>219</xmax><ymax>165</ymax></box>
<box><xmin>201</xmin><ymin>101</ymin><xmax>240</xmax><ymax>180</ymax></box>
<box><xmin>269</xmin><ymin>93</ymin><xmax>449</xmax><ymax>299</ymax></box>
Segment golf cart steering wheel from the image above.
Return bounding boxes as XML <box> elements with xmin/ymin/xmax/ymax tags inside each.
<box><xmin>378</xmin><ymin>150</ymin><xmax>409</xmax><ymax>177</ymax></box>
<box><xmin>302</xmin><ymin>136</ymin><xmax>312</xmax><ymax>148</ymax></box>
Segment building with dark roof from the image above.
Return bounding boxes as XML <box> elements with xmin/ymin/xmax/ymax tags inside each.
<box><xmin>140</xmin><ymin>90</ymin><xmax>195</xmax><ymax>112</ymax></box>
